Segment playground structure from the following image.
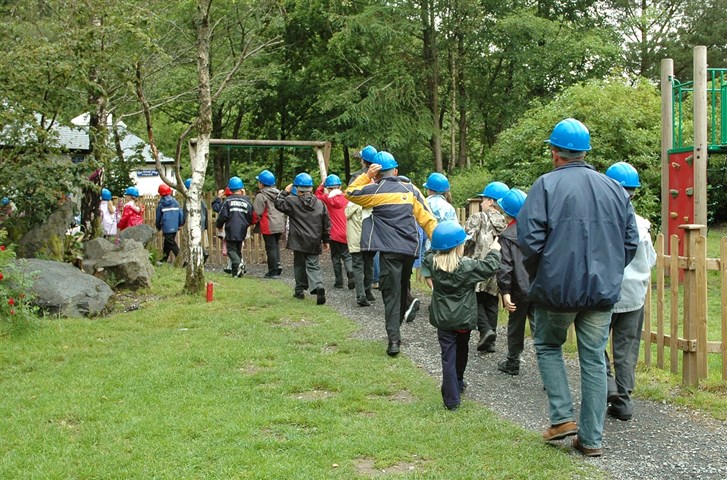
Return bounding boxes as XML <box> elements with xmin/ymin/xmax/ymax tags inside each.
<box><xmin>652</xmin><ymin>47</ymin><xmax>727</xmax><ymax>386</ymax></box>
<box><xmin>661</xmin><ymin>47</ymin><xmax>727</xmax><ymax>247</ymax></box>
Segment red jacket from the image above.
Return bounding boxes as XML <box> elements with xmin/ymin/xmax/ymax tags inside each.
<box><xmin>315</xmin><ymin>184</ymin><xmax>348</xmax><ymax>244</ymax></box>
<box><xmin>118</xmin><ymin>201</ymin><xmax>144</xmax><ymax>231</ymax></box>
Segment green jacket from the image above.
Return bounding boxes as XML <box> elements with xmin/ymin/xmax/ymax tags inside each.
<box><xmin>423</xmin><ymin>250</ymin><xmax>502</xmax><ymax>331</ymax></box>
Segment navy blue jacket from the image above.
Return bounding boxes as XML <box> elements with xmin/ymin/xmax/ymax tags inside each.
<box><xmin>215</xmin><ymin>194</ymin><xmax>253</xmax><ymax>242</ymax></box>
<box><xmin>517</xmin><ymin>161</ymin><xmax>639</xmax><ymax>311</ymax></box>
<box><xmin>155</xmin><ymin>196</ymin><xmax>184</xmax><ymax>234</ymax></box>
<box><xmin>496</xmin><ymin>222</ymin><xmax>530</xmax><ymax>301</ymax></box>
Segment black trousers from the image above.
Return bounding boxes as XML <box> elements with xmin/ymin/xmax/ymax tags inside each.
<box><xmin>505</xmin><ymin>297</ymin><xmax>535</xmax><ymax>360</ymax></box>
<box><xmin>162</xmin><ymin>232</ymin><xmax>180</xmax><ymax>260</ymax></box>
<box><xmin>263</xmin><ymin>233</ymin><xmax>281</xmax><ymax>274</ymax></box>
<box><xmin>476</xmin><ymin>291</ymin><xmax>499</xmax><ymax>337</ymax></box>
<box><xmin>380</xmin><ymin>252</ymin><xmax>415</xmax><ymax>342</ymax></box>
<box><xmin>351</xmin><ymin>251</ymin><xmax>374</xmax><ymax>303</ymax></box>
<box><xmin>438</xmin><ymin>329</ymin><xmax>471</xmax><ymax>409</ymax></box>
<box><xmin>227</xmin><ymin>240</ymin><xmax>243</xmax><ymax>276</ymax></box>
<box><xmin>330</xmin><ymin>240</ymin><xmax>353</xmax><ymax>285</ymax></box>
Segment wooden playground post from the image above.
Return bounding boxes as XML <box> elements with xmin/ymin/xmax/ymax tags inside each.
<box><xmin>660</xmin><ymin>58</ymin><xmax>673</xmax><ymax>237</ymax></box>
<box><xmin>693</xmin><ymin>46</ymin><xmax>708</xmax><ymax>227</ymax></box>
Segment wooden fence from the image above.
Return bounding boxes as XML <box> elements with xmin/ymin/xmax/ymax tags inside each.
<box><xmin>644</xmin><ymin>225</ymin><xmax>727</xmax><ymax>385</ymax></box>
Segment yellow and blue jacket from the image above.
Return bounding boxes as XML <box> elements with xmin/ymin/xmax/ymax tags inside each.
<box><xmin>345</xmin><ymin>173</ymin><xmax>437</xmax><ymax>257</ymax></box>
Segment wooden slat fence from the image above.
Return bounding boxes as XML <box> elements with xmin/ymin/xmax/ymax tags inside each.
<box><xmin>645</xmin><ymin>225</ymin><xmax>727</xmax><ymax>385</ymax></box>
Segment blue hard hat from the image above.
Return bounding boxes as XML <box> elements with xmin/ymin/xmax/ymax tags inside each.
<box><xmin>360</xmin><ymin>145</ymin><xmax>378</xmax><ymax>163</ymax></box>
<box><xmin>546</xmin><ymin>118</ymin><xmax>591</xmax><ymax>152</ymax></box>
<box><xmin>124</xmin><ymin>186</ymin><xmax>139</xmax><ymax>198</ymax></box>
<box><xmin>291</xmin><ymin>186</ymin><xmax>298</xmax><ymax>196</ymax></box>
<box><xmin>1</xmin><ymin>197</ymin><xmax>10</xmax><ymax>206</ymax></box>
<box><xmin>430</xmin><ymin>220</ymin><xmax>469</xmax><ymax>251</ymax></box>
<box><xmin>101</xmin><ymin>188</ymin><xmax>112</xmax><ymax>201</ymax></box>
<box><xmin>324</xmin><ymin>174</ymin><xmax>342</xmax><ymax>188</ymax></box>
<box><xmin>606</xmin><ymin>162</ymin><xmax>641</xmax><ymax>188</ymax></box>
<box><xmin>423</xmin><ymin>172</ymin><xmax>450</xmax><ymax>192</ymax></box>
<box><xmin>256</xmin><ymin>169</ymin><xmax>276</xmax><ymax>186</ymax></box>
<box><xmin>184</xmin><ymin>178</ymin><xmax>192</xmax><ymax>189</ymax></box>
<box><xmin>373</xmin><ymin>151</ymin><xmax>398</xmax><ymax>171</ymax></box>
<box><xmin>293</xmin><ymin>172</ymin><xmax>314</xmax><ymax>187</ymax></box>
<box><xmin>478</xmin><ymin>181</ymin><xmax>510</xmax><ymax>200</ymax></box>
<box><xmin>228</xmin><ymin>176</ymin><xmax>244</xmax><ymax>191</ymax></box>
<box><xmin>497</xmin><ymin>188</ymin><xmax>527</xmax><ymax>218</ymax></box>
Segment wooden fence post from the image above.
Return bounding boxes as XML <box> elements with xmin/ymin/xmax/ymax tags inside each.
<box><xmin>670</xmin><ymin>234</ymin><xmax>680</xmax><ymax>373</ymax></box>
<box><xmin>681</xmin><ymin>224</ymin><xmax>705</xmax><ymax>386</ymax></box>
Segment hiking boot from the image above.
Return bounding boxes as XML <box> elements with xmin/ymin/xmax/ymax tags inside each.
<box><xmin>404</xmin><ymin>298</ymin><xmax>420</xmax><ymax>323</ymax></box>
<box><xmin>542</xmin><ymin>421</ymin><xmax>578</xmax><ymax>441</ymax></box>
<box><xmin>387</xmin><ymin>340</ymin><xmax>400</xmax><ymax>356</ymax></box>
<box><xmin>477</xmin><ymin>330</ymin><xmax>496</xmax><ymax>352</ymax></box>
<box><xmin>497</xmin><ymin>358</ymin><xmax>520</xmax><ymax>376</ymax></box>
<box><xmin>293</xmin><ymin>291</ymin><xmax>305</xmax><ymax>300</ymax></box>
<box><xmin>264</xmin><ymin>271</ymin><xmax>280</xmax><ymax>279</ymax></box>
<box><xmin>316</xmin><ymin>288</ymin><xmax>326</xmax><ymax>305</ymax></box>
<box><xmin>347</xmin><ymin>272</ymin><xmax>356</xmax><ymax>290</ymax></box>
<box><xmin>357</xmin><ymin>298</ymin><xmax>371</xmax><ymax>307</ymax></box>
<box><xmin>572</xmin><ymin>436</ymin><xmax>603</xmax><ymax>457</ymax></box>
<box><xmin>365</xmin><ymin>289</ymin><xmax>376</xmax><ymax>302</ymax></box>
<box><xmin>607</xmin><ymin>405</ymin><xmax>632</xmax><ymax>421</ymax></box>
<box><xmin>333</xmin><ymin>283</ymin><xmax>344</xmax><ymax>289</ymax></box>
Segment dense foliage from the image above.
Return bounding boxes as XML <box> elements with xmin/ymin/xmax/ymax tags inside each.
<box><xmin>2</xmin><ymin>0</ymin><xmax>726</xmax><ymax>238</ymax></box>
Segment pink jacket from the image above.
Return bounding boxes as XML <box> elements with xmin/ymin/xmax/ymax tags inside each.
<box><xmin>315</xmin><ymin>184</ymin><xmax>348</xmax><ymax>244</ymax></box>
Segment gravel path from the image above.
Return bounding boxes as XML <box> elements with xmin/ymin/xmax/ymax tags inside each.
<box><xmin>231</xmin><ymin>252</ymin><xmax>727</xmax><ymax>480</ymax></box>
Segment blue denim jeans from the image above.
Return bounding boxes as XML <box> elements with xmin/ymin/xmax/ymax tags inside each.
<box><xmin>533</xmin><ymin>307</ymin><xmax>610</xmax><ymax>449</ymax></box>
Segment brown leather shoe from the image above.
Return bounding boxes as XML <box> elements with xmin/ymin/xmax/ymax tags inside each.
<box><xmin>542</xmin><ymin>421</ymin><xmax>578</xmax><ymax>441</ymax></box>
<box><xmin>572</xmin><ymin>436</ymin><xmax>603</xmax><ymax>457</ymax></box>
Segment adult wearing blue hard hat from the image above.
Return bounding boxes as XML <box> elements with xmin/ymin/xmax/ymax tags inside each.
<box><xmin>346</xmin><ymin>151</ymin><xmax>437</xmax><ymax>357</ymax></box>
<box><xmin>517</xmin><ymin>118</ymin><xmax>639</xmax><ymax>458</ymax></box>
<box><xmin>604</xmin><ymin>162</ymin><xmax>655</xmax><ymax>422</ymax></box>
<box><xmin>253</xmin><ymin>169</ymin><xmax>285</xmax><ymax>278</ymax></box>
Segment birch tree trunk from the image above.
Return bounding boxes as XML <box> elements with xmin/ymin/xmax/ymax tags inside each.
<box><xmin>184</xmin><ymin>0</ymin><xmax>214</xmax><ymax>294</ymax></box>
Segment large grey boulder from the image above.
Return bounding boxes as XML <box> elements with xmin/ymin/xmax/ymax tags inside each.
<box><xmin>118</xmin><ymin>224</ymin><xmax>156</xmax><ymax>248</ymax></box>
<box><xmin>84</xmin><ymin>237</ymin><xmax>154</xmax><ymax>289</ymax></box>
<box><xmin>16</xmin><ymin>201</ymin><xmax>76</xmax><ymax>259</ymax></box>
<box><xmin>12</xmin><ymin>259</ymin><xmax>113</xmax><ymax>317</ymax></box>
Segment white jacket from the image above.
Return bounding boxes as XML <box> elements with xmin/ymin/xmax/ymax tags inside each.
<box><xmin>613</xmin><ymin>213</ymin><xmax>656</xmax><ymax>313</ymax></box>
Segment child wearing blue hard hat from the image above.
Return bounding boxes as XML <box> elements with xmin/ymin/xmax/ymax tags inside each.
<box><xmin>423</xmin><ymin>220</ymin><xmax>501</xmax><ymax>411</ymax></box>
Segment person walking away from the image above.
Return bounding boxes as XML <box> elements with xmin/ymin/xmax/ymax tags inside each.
<box><xmin>345</xmin><ymin>151</ymin><xmax>437</xmax><ymax>357</ymax></box>
<box><xmin>517</xmin><ymin>118</ymin><xmax>638</xmax><ymax>458</ymax></box>
<box><xmin>253</xmin><ymin>169</ymin><xmax>285</xmax><ymax>278</ymax></box>
<box><xmin>183</xmin><ymin>178</ymin><xmax>209</xmax><ymax>263</ymax></box>
<box><xmin>213</xmin><ymin>187</ymin><xmax>233</xmax><ymax>273</ymax></box>
<box><xmin>316</xmin><ymin>174</ymin><xmax>355</xmax><ymax>290</ymax></box>
<box><xmin>604</xmin><ymin>162</ymin><xmax>656</xmax><ymax>421</ymax></box>
<box><xmin>464</xmin><ymin>181</ymin><xmax>509</xmax><ymax>352</ymax></box>
<box><xmin>347</xmin><ymin>145</ymin><xmax>379</xmax><ymax>306</ymax></box>
<box><xmin>274</xmin><ymin>172</ymin><xmax>331</xmax><ymax>305</ymax></box>
<box><xmin>423</xmin><ymin>221</ymin><xmax>501</xmax><ymax>410</ymax></box>
<box><xmin>99</xmin><ymin>188</ymin><xmax>117</xmax><ymax>239</ymax></box>
<box><xmin>117</xmin><ymin>186</ymin><xmax>144</xmax><ymax>231</ymax></box>
<box><xmin>495</xmin><ymin>189</ymin><xmax>534</xmax><ymax>376</ymax></box>
<box><xmin>215</xmin><ymin>177</ymin><xmax>253</xmax><ymax>278</ymax></box>
<box><xmin>419</xmin><ymin>172</ymin><xmax>458</xmax><ymax>287</ymax></box>
<box><xmin>155</xmin><ymin>184</ymin><xmax>185</xmax><ymax>264</ymax></box>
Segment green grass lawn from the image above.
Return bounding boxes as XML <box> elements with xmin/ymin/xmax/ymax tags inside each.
<box><xmin>0</xmin><ymin>268</ymin><xmax>599</xmax><ymax>479</ymax></box>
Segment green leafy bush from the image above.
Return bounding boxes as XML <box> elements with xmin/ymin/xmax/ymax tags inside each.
<box><xmin>0</xmin><ymin>230</ymin><xmax>39</xmax><ymax>335</ymax></box>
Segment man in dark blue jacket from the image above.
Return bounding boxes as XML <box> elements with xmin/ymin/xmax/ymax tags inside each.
<box><xmin>216</xmin><ymin>177</ymin><xmax>254</xmax><ymax>278</ymax></box>
<box><xmin>517</xmin><ymin>118</ymin><xmax>638</xmax><ymax>458</ymax></box>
